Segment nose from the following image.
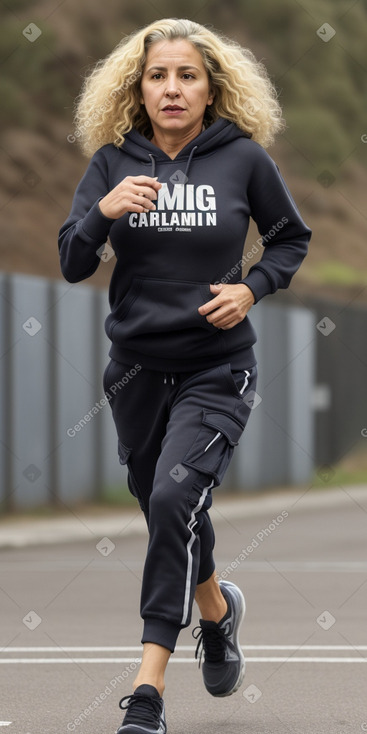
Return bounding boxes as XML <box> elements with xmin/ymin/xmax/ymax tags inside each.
<box><xmin>164</xmin><ymin>74</ymin><xmax>181</xmax><ymax>97</ymax></box>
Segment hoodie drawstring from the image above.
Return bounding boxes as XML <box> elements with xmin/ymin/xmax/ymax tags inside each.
<box><xmin>184</xmin><ymin>145</ymin><xmax>198</xmax><ymax>179</ymax></box>
<box><xmin>148</xmin><ymin>153</ymin><xmax>156</xmax><ymax>177</ymax></box>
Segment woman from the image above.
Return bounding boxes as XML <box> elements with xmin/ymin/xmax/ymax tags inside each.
<box><xmin>58</xmin><ymin>17</ymin><xmax>311</xmax><ymax>734</ymax></box>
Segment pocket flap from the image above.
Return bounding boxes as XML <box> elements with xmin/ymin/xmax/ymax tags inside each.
<box><xmin>202</xmin><ymin>411</ymin><xmax>244</xmax><ymax>446</ymax></box>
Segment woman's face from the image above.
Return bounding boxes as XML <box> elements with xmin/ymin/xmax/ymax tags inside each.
<box><xmin>140</xmin><ymin>38</ymin><xmax>214</xmax><ymax>139</ymax></box>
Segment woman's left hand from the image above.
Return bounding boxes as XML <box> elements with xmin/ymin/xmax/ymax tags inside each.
<box><xmin>198</xmin><ymin>283</ymin><xmax>255</xmax><ymax>330</ymax></box>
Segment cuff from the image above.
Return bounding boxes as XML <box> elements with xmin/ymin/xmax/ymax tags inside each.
<box><xmin>142</xmin><ymin>618</ymin><xmax>182</xmax><ymax>653</ymax></box>
<box><xmin>241</xmin><ymin>268</ymin><xmax>274</xmax><ymax>304</ymax></box>
<box><xmin>81</xmin><ymin>198</ymin><xmax>115</xmax><ymax>242</ymax></box>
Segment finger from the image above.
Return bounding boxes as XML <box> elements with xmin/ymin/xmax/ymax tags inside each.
<box><xmin>220</xmin><ymin>321</ymin><xmax>239</xmax><ymax>330</ymax></box>
<box><xmin>210</xmin><ymin>283</ymin><xmax>224</xmax><ymax>294</ymax></box>
<box><xmin>133</xmin><ymin>192</ymin><xmax>157</xmax><ymax>212</ymax></box>
<box><xmin>198</xmin><ymin>295</ymin><xmax>223</xmax><ymax>315</ymax></box>
<box><xmin>132</xmin><ymin>176</ymin><xmax>162</xmax><ymax>191</ymax></box>
<box><xmin>208</xmin><ymin>306</ymin><xmax>242</xmax><ymax>327</ymax></box>
<box><xmin>133</xmin><ymin>185</ymin><xmax>159</xmax><ymax>201</ymax></box>
<box><xmin>213</xmin><ymin>314</ymin><xmax>240</xmax><ymax>329</ymax></box>
<box><xmin>205</xmin><ymin>301</ymin><xmax>234</xmax><ymax>322</ymax></box>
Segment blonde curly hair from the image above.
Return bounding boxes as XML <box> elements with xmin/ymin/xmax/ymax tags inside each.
<box><xmin>73</xmin><ymin>18</ymin><xmax>285</xmax><ymax>157</ymax></box>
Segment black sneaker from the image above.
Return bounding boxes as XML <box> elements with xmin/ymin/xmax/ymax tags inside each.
<box><xmin>193</xmin><ymin>579</ymin><xmax>246</xmax><ymax>697</ymax></box>
<box><xmin>116</xmin><ymin>684</ymin><xmax>166</xmax><ymax>734</ymax></box>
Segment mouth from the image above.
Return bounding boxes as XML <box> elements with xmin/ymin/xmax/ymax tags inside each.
<box><xmin>162</xmin><ymin>105</ymin><xmax>185</xmax><ymax>114</ymax></box>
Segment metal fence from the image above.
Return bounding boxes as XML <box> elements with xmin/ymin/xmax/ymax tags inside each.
<box><xmin>0</xmin><ymin>271</ymin><xmax>316</xmax><ymax>510</ymax></box>
<box><xmin>306</xmin><ymin>296</ymin><xmax>367</xmax><ymax>468</ymax></box>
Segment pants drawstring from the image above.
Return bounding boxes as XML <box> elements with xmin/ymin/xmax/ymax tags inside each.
<box><xmin>163</xmin><ymin>372</ymin><xmax>176</xmax><ymax>385</ymax></box>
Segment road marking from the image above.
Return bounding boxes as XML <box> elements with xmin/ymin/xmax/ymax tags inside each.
<box><xmin>2</xmin><ymin>645</ymin><xmax>367</xmax><ymax>652</ymax></box>
<box><xmin>1</xmin><ymin>645</ymin><xmax>365</xmax><ymax>665</ymax></box>
<box><xmin>0</xmin><ymin>657</ymin><xmax>365</xmax><ymax>664</ymax></box>
<box><xmin>0</xmin><ymin>724</ymin><xmax>12</xmax><ymax>727</ymax></box>
<box><xmin>218</xmin><ymin>561</ymin><xmax>367</xmax><ymax>572</ymax></box>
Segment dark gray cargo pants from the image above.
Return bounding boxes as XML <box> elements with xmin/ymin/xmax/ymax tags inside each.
<box><xmin>103</xmin><ymin>359</ymin><xmax>257</xmax><ymax>652</ymax></box>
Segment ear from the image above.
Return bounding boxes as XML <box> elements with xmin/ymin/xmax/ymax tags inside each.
<box><xmin>207</xmin><ymin>89</ymin><xmax>215</xmax><ymax>106</ymax></box>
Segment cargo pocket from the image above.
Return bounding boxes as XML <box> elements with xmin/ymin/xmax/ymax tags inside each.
<box><xmin>182</xmin><ymin>410</ymin><xmax>244</xmax><ymax>487</ymax></box>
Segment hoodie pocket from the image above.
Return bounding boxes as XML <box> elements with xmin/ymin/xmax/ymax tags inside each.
<box><xmin>108</xmin><ymin>277</ymin><xmax>223</xmax><ymax>359</ymax></box>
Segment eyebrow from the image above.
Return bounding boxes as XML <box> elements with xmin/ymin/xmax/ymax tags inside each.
<box><xmin>146</xmin><ymin>65</ymin><xmax>201</xmax><ymax>72</ymax></box>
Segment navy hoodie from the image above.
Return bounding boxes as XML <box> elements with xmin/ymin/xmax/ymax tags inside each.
<box><xmin>58</xmin><ymin>117</ymin><xmax>311</xmax><ymax>371</ymax></box>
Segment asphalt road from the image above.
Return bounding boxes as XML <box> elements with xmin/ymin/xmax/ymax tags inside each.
<box><xmin>1</xmin><ymin>487</ymin><xmax>367</xmax><ymax>734</ymax></box>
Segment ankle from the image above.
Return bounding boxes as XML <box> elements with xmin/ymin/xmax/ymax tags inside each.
<box><xmin>198</xmin><ymin>595</ymin><xmax>228</xmax><ymax>624</ymax></box>
<box><xmin>133</xmin><ymin>677</ymin><xmax>165</xmax><ymax>698</ymax></box>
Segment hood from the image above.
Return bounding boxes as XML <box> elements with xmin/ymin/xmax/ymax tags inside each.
<box><xmin>121</xmin><ymin>117</ymin><xmax>251</xmax><ymax>178</ymax></box>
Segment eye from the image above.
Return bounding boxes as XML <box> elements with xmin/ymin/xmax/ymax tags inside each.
<box><xmin>151</xmin><ymin>73</ymin><xmax>163</xmax><ymax>79</ymax></box>
<box><xmin>182</xmin><ymin>73</ymin><xmax>195</xmax><ymax>79</ymax></box>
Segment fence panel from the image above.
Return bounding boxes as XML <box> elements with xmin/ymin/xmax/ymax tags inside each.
<box><xmin>53</xmin><ymin>280</ymin><xmax>100</xmax><ymax>504</ymax></box>
<box><xmin>7</xmin><ymin>275</ymin><xmax>52</xmax><ymax>508</ymax></box>
<box><xmin>0</xmin><ymin>272</ymin><xmax>316</xmax><ymax>509</ymax></box>
<box><xmin>232</xmin><ymin>302</ymin><xmax>315</xmax><ymax>491</ymax></box>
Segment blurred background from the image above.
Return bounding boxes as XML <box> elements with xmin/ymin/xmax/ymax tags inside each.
<box><xmin>1</xmin><ymin>0</ymin><xmax>367</xmax><ymax>513</ymax></box>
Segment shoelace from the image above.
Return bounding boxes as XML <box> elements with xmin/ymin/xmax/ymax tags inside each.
<box><xmin>119</xmin><ymin>692</ymin><xmax>166</xmax><ymax>732</ymax></box>
<box><xmin>192</xmin><ymin>624</ymin><xmax>228</xmax><ymax>667</ymax></box>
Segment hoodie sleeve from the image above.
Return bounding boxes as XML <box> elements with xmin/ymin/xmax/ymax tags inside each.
<box><xmin>58</xmin><ymin>147</ymin><xmax>116</xmax><ymax>283</ymax></box>
<box><xmin>241</xmin><ymin>144</ymin><xmax>311</xmax><ymax>303</ymax></box>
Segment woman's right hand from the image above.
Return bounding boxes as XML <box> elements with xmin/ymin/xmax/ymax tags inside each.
<box><xmin>98</xmin><ymin>175</ymin><xmax>162</xmax><ymax>219</ymax></box>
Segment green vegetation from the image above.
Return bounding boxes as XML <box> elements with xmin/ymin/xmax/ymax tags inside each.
<box><xmin>0</xmin><ymin>17</ymin><xmax>74</xmax><ymax>129</ymax></box>
<box><xmin>314</xmin><ymin>261</ymin><xmax>367</xmax><ymax>286</ymax></box>
<box><xmin>312</xmin><ymin>443</ymin><xmax>367</xmax><ymax>488</ymax></box>
<box><xmin>234</xmin><ymin>0</ymin><xmax>367</xmax><ymax>171</ymax></box>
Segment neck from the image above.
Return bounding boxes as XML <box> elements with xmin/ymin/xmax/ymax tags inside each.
<box><xmin>150</xmin><ymin>121</ymin><xmax>204</xmax><ymax>159</ymax></box>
